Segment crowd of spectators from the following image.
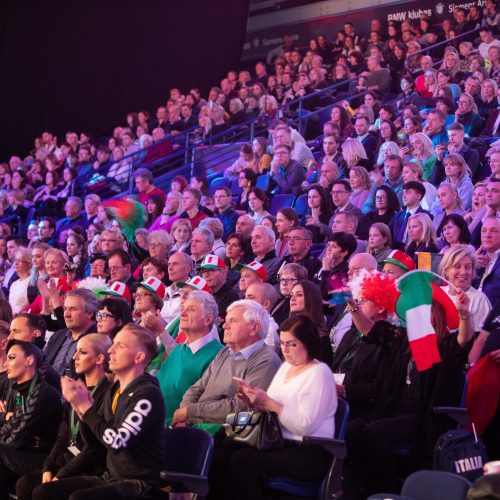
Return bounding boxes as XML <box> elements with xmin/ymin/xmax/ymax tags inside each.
<box><xmin>0</xmin><ymin>3</ymin><xmax>499</xmax><ymax>499</ymax></box>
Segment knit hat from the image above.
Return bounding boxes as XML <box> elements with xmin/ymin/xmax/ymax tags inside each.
<box><xmin>199</xmin><ymin>254</ymin><xmax>226</xmax><ymax>270</ymax></box>
<box><xmin>383</xmin><ymin>250</ymin><xmax>416</xmax><ymax>272</ymax></box>
<box><xmin>102</xmin><ymin>281</ymin><xmax>132</xmax><ymax>303</ymax></box>
<box><xmin>235</xmin><ymin>260</ymin><xmax>267</xmax><ymax>282</ymax></box>
<box><xmin>175</xmin><ymin>276</ymin><xmax>211</xmax><ymax>292</ymax></box>
<box><xmin>139</xmin><ymin>276</ymin><xmax>166</xmax><ymax>299</ymax></box>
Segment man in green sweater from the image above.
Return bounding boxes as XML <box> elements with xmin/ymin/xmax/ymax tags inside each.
<box><xmin>156</xmin><ymin>290</ymin><xmax>222</xmax><ymax>425</ymax></box>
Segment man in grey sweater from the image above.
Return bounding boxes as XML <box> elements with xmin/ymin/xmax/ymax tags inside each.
<box><xmin>171</xmin><ymin>300</ymin><xmax>281</xmax><ymax>426</ymax></box>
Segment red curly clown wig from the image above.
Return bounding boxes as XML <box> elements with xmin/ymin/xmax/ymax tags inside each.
<box><xmin>358</xmin><ymin>271</ymin><xmax>399</xmax><ymax>314</ymax></box>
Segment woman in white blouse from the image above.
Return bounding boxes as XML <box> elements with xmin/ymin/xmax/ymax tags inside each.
<box><xmin>440</xmin><ymin>245</ymin><xmax>492</xmax><ymax>332</ymax></box>
<box><xmin>212</xmin><ymin>314</ymin><xmax>337</xmax><ymax>500</ymax></box>
<box><xmin>9</xmin><ymin>247</ymin><xmax>32</xmax><ymax>314</ymax></box>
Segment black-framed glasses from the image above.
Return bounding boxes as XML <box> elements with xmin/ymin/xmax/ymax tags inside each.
<box><xmin>96</xmin><ymin>312</ymin><xmax>116</xmax><ymax>321</ymax></box>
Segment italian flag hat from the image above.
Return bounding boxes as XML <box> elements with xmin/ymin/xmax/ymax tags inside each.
<box><xmin>103</xmin><ymin>281</ymin><xmax>132</xmax><ymax>303</ymax></box>
<box><xmin>175</xmin><ymin>275</ymin><xmax>211</xmax><ymax>292</ymax></box>
<box><xmin>140</xmin><ymin>276</ymin><xmax>167</xmax><ymax>300</ymax></box>
<box><xmin>396</xmin><ymin>270</ymin><xmax>459</xmax><ymax>371</ymax></box>
<box><xmin>200</xmin><ymin>254</ymin><xmax>226</xmax><ymax>270</ymax></box>
<box><xmin>234</xmin><ymin>260</ymin><xmax>267</xmax><ymax>282</ymax></box>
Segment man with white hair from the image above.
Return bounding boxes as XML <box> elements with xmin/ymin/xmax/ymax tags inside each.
<box><xmin>171</xmin><ymin>299</ymin><xmax>281</xmax><ymax>427</ymax></box>
<box><xmin>157</xmin><ymin>291</ymin><xmax>223</xmax><ymax>425</ymax></box>
<box><xmin>250</xmin><ymin>225</ymin><xmax>281</xmax><ymax>284</ymax></box>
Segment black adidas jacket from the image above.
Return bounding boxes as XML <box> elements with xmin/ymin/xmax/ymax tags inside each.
<box><xmin>82</xmin><ymin>373</ymin><xmax>165</xmax><ymax>481</ymax></box>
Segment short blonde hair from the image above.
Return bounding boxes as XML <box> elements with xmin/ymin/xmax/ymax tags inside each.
<box><xmin>44</xmin><ymin>248</ymin><xmax>69</xmax><ymax>265</ymax></box>
<box><xmin>439</xmin><ymin>245</ymin><xmax>477</xmax><ymax>281</ymax></box>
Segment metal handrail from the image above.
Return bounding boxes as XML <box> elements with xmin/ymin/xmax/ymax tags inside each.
<box><xmin>410</xmin><ymin>26</ymin><xmax>481</xmax><ymax>58</ymax></box>
<box><xmin>102</xmin><ymin>28</ymin><xmax>481</xmax><ymax>198</ymax></box>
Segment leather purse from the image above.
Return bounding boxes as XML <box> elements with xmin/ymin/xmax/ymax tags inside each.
<box><xmin>224</xmin><ymin>410</ymin><xmax>284</xmax><ymax>450</ymax></box>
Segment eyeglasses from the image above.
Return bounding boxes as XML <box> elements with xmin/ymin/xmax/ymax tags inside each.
<box><xmin>149</xmin><ymin>242</ymin><xmax>162</xmax><ymax>248</ymax></box>
<box><xmin>279</xmin><ymin>277</ymin><xmax>298</xmax><ymax>284</ymax></box>
<box><xmin>375</xmin><ymin>196</ymin><xmax>388</xmax><ymax>200</ymax></box>
<box><xmin>101</xmin><ymin>238</ymin><xmax>118</xmax><ymax>243</ymax></box>
<box><xmin>133</xmin><ymin>292</ymin><xmax>153</xmax><ymax>299</ymax></box>
<box><xmin>96</xmin><ymin>312</ymin><xmax>116</xmax><ymax>321</ymax></box>
<box><xmin>332</xmin><ymin>190</ymin><xmax>347</xmax><ymax>195</ymax></box>
<box><xmin>108</xmin><ymin>265</ymin><xmax>125</xmax><ymax>272</ymax></box>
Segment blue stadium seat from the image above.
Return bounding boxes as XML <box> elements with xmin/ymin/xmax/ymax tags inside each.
<box><xmin>229</xmin><ymin>178</ymin><xmax>243</xmax><ymax>195</ymax></box>
<box><xmin>208</xmin><ymin>177</ymin><xmax>229</xmax><ymax>195</ymax></box>
<box><xmin>269</xmin><ymin>194</ymin><xmax>294</xmax><ymax>215</ymax></box>
<box><xmin>368</xmin><ymin>470</ymin><xmax>471</xmax><ymax>500</ymax></box>
<box><xmin>294</xmin><ymin>193</ymin><xmax>308</xmax><ymax>216</ymax></box>
<box><xmin>159</xmin><ymin>427</ymin><xmax>214</xmax><ymax>497</ymax></box>
<box><xmin>264</xmin><ymin>398</ymin><xmax>350</xmax><ymax>499</ymax></box>
<box><xmin>256</xmin><ymin>174</ymin><xmax>270</xmax><ymax>191</ymax></box>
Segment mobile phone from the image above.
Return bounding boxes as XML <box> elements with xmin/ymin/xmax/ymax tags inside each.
<box><xmin>439</xmin><ymin>142</ymin><xmax>449</xmax><ymax>147</ymax></box>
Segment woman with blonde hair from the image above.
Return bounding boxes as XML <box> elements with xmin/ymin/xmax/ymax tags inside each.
<box><xmin>479</xmin><ymin>79</ymin><xmax>498</xmax><ymax>118</ymax></box>
<box><xmin>367</xmin><ymin>222</ymin><xmax>392</xmax><ymax>265</ymax></box>
<box><xmin>423</xmin><ymin>69</ymin><xmax>439</xmax><ymax>98</ymax></box>
<box><xmin>349</xmin><ymin>166</ymin><xmax>371</xmax><ymax>210</ymax></box>
<box><xmin>376</xmin><ymin>141</ymin><xmax>401</xmax><ymax>167</ymax></box>
<box><xmin>437</xmin><ymin>154</ymin><xmax>473</xmax><ymax>212</ymax></box>
<box><xmin>405</xmin><ymin>212</ymin><xmax>439</xmax><ymax>259</ymax></box>
<box><xmin>409</xmin><ymin>132</ymin><xmax>437</xmax><ymax>181</ymax></box>
<box><xmin>432</xmin><ymin>183</ymin><xmax>466</xmax><ymax>235</ymax></box>
<box><xmin>356</xmin><ymin>104</ymin><xmax>375</xmax><ymax>125</ymax></box>
<box><xmin>9</xmin><ymin>247</ymin><xmax>32</xmax><ymax>313</ymax></box>
<box><xmin>440</xmin><ymin>50</ymin><xmax>464</xmax><ymax>82</ymax></box>
<box><xmin>439</xmin><ymin>245</ymin><xmax>492</xmax><ymax>332</ymax></box>
<box><xmin>402</xmin><ymin>161</ymin><xmax>437</xmax><ymax>211</ymax></box>
<box><xmin>170</xmin><ymin>218</ymin><xmax>193</xmax><ymax>255</ymax></box>
<box><xmin>464</xmin><ymin>182</ymin><xmax>487</xmax><ymax>223</ymax></box>
<box><xmin>341</xmin><ymin>138</ymin><xmax>369</xmax><ymax>172</ymax></box>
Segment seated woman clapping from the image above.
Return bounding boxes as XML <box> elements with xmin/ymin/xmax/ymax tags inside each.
<box><xmin>208</xmin><ymin>314</ymin><xmax>337</xmax><ymax>500</ymax></box>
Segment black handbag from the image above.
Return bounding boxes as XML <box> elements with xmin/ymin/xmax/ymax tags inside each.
<box><xmin>225</xmin><ymin>410</ymin><xmax>284</xmax><ymax>450</ymax></box>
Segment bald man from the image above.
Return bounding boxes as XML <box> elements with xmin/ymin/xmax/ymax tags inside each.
<box><xmin>330</xmin><ymin>253</ymin><xmax>377</xmax><ymax>349</ymax></box>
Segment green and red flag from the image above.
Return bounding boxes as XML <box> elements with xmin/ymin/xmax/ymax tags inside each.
<box><xmin>396</xmin><ymin>270</ymin><xmax>456</xmax><ymax>371</ymax></box>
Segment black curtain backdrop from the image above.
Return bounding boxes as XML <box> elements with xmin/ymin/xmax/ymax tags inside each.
<box><xmin>0</xmin><ymin>0</ymin><xmax>249</xmax><ymax>160</ymax></box>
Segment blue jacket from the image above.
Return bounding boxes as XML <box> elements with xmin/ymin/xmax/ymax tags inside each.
<box><xmin>216</xmin><ymin>207</ymin><xmax>239</xmax><ymax>242</ymax></box>
<box><xmin>390</xmin><ymin>206</ymin><xmax>433</xmax><ymax>245</ymax></box>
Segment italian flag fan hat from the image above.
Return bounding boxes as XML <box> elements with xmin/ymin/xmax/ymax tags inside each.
<box><xmin>396</xmin><ymin>270</ymin><xmax>459</xmax><ymax>371</ymax></box>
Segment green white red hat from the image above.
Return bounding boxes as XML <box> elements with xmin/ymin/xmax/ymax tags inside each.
<box><xmin>235</xmin><ymin>260</ymin><xmax>267</xmax><ymax>282</ymax></box>
<box><xmin>175</xmin><ymin>276</ymin><xmax>211</xmax><ymax>292</ymax></box>
<box><xmin>103</xmin><ymin>281</ymin><xmax>132</xmax><ymax>303</ymax></box>
<box><xmin>200</xmin><ymin>254</ymin><xmax>226</xmax><ymax>270</ymax></box>
<box><xmin>383</xmin><ymin>250</ymin><xmax>416</xmax><ymax>272</ymax></box>
<box><xmin>139</xmin><ymin>276</ymin><xmax>166</xmax><ymax>299</ymax></box>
